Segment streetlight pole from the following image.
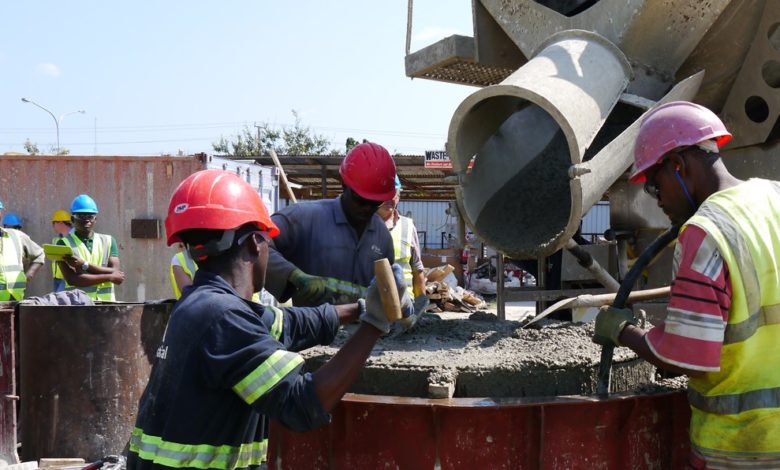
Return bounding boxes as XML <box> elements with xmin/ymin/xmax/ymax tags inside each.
<box><xmin>21</xmin><ymin>97</ymin><xmax>85</xmax><ymax>154</ymax></box>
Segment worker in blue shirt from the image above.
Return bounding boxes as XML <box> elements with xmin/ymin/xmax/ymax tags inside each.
<box><xmin>264</xmin><ymin>142</ymin><xmax>397</xmax><ymax>306</ymax></box>
<box><xmin>127</xmin><ymin>169</ymin><xmax>412</xmax><ymax>470</ymax></box>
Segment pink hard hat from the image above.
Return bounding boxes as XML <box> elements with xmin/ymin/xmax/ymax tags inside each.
<box><xmin>629</xmin><ymin>101</ymin><xmax>732</xmax><ymax>183</ymax></box>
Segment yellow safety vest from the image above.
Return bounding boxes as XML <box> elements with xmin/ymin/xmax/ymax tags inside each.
<box><xmin>0</xmin><ymin>229</ymin><xmax>27</xmax><ymax>301</ymax></box>
<box><xmin>169</xmin><ymin>250</ymin><xmax>262</xmax><ymax>302</ymax></box>
<box><xmin>683</xmin><ymin>179</ymin><xmax>780</xmax><ymax>466</ymax></box>
<box><xmin>61</xmin><ymin>232</ymin><xmax>116</xmax><ymax>301</ymax></box>
<box><xmin>169</xmin><ymin>251</ymin><xmax>197</xmax><ymax>299</ymax></box>
<box><xmin>52</xmin><ymin>236</ymin><xmax>65</xmax><ymax>280</ymax></box>
<box><xmin>390</xmin><ymin>215</ymin><xmax>416</xmax><ymax>288</ymax></box>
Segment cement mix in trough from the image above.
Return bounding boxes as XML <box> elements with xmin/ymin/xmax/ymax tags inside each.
<box><xmin>302</xmin><ymin>314</ymin><xmax>682</xmax><ymax>399</ymax></box>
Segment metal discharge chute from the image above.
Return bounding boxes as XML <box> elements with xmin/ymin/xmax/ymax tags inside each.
<box><xmin>448</xmin><ymin>30</ymin><xmax>631</xmax><ymax>258</ymax></box>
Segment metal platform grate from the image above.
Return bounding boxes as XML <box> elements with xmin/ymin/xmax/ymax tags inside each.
<box><xmin>412</xmin><ymin>58</ymin><xmax>515</xmax><ymax>87</ymax></box>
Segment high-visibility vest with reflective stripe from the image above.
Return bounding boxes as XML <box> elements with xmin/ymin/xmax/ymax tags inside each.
<box><xmin>61</xmin><ymin>232</ymin><xmax>115</xmax><ymax>301</ymax></box>
<box><xmin>390</xmin><ymin>215</ymin><xmax>416</xmax><ymax>288</ymax></box>
<box><xmin>683</xmin><ymin>179</ymin><xmax>780</xmax><ymax>464</ymax></box>
<box><xmin>169</xmin><ymin>250</ymin><xmax>262</xmax><ymax>302</ymax></box>
<box><xmin>129</xmin><ymin>427</ymin><xmax>268</xmax><ymax>469</ymax></box>
<box><xmin>0</xmin><ymin>229</ymin><xmax>27</xmax><ymax>301</ymax></box>
<box><xmin>51</xmin><ymin>236</ymin><xmax>65</xmax><ymax>280</ymax></box>
<box><xmin>169</xmin><ymin>251</ymin><xmax>197</xmax><ymax>299</ymax></box>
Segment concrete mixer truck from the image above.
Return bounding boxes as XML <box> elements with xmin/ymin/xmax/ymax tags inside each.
<box><xmin>405</xmin><ymin>0</ymin><xmax>779</xmax><ymax>301</ymax></box>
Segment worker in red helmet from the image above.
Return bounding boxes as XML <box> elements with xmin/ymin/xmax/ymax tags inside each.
<box><xmin>128</xmin><ymin>169</ymin><xmax>413</xmax><ymax>470</ymax></box>
<box><xmin>265</xmin><ymin>142</ymin><xmax>398</xmax><ymax>306</ymax></box>
<box><xmin>593</xmin><ymin>101</ymin><xmax>780</xmax><ymax>468</ymax></box>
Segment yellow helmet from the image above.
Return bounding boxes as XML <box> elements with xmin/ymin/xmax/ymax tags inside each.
<box><xmin>51</xmin><ymin>209</ymin><xmax>71</xmax><ymax>223</ymax></box>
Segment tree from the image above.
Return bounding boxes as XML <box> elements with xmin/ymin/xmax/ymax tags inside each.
<box><xmin>23</xmin><ymin>139</ymin><xmax>39</xmax><ymax>155</ymax></box>
<box><xmin>213</xmin><ymin>110</ymin><xmax>335</xmax><ymax>156</ymax></box>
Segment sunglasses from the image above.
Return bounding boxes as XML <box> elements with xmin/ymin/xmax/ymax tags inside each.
<box><xmin>73</xmin><ymin>214</ymin><xmax>97</xmax><ymax>222</ymax></box>
<box><xmin>348</xmin><ymin>189</ymin><xmax>383</xmax><ymax>209</ymax></box>
<box><xmin>236</xmin><ymin>230</ymin><xmax>270</xmax><ymax>246</ymax></box>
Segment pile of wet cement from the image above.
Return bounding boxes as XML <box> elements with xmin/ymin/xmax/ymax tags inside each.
<box><xmin>302</xmin><ymin>314</ymin><xmax>682</xmax><ymax>399</ymax></box>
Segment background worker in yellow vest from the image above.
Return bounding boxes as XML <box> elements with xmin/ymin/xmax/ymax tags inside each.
<box><xmin>594</xmin><ymin>101</ymin><xmax>780</xmax><ymax>468</ymax></box>
<box><xmin>376</xmin><ymin>175</ymin><xmax>425</xmax><ymax>298</ymax></box>
<box><xmin>57</xmin><ymin>194</ymin><xmax>125</xmax><ymax>301</ymax></box>
<box><xmin>170</xmin><ymin>243</ymin><xmax>262</xmax><ymax>302</ymax></box>
<box><xmin>0</xmin><ymin>199</ymin><xmax>45</xmax><ymax>301</ymax></box>
<box><xmin>50</xmin><ymin>209</ymin><xmax>72</xmax><ymax>292</ymax></box>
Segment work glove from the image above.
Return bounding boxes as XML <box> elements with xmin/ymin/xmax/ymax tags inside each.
<box><xmin>362</xmin><ymin>264</ymin><xmax>414</xmax><ymax>334</ymax></box>
<box><xmin>395</xmin><ymin>295</ymin><xmax>430</xmax><ymax>333</ymax></box>
<box><xmin>289</xmin><ymin>268</ymin><xmax>330</xmax><ymax>305</ymax></box>
<box><xmin>593</xmin><ymin>306</ymin><xmax>636</xmax><ymax>347</ymax></box>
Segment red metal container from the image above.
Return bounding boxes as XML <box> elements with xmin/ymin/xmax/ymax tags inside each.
<box><xmin>18</xmin><ymin>303</ymin><xmax>170</xmax><ymax>462</ymax></box>
<box><xmin>268</xmin><ymin>391</ymin><xmax>690</xmax><ymax>469</ymax></box>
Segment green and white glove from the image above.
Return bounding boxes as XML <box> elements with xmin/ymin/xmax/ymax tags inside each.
<box><xmin>361</xmin><ymin>264</ymin><xmax>413</xmax><ymax>334</ymax></box>
<box><xmin>289</xmin><ymin>268</ymin><xmax>330</xmax><ymax>305</ymax></box>
<box><xmin>593</xmin><ymin>306</ymin><xmax>636</xmax><ymax>346</ymax></box>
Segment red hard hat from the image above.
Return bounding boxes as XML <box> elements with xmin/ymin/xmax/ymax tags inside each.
<box><xmin>339</xmin><ymin>142</ymin><xmax>397</xmax><ymax>201</ymax></box>
<box><xmin>165</xmin><ymin>169</ymin><xmax>280</xmax><ymax>246</ymax></box>
<box><xmin>630</xmin><ymin>101</ymin><xmax>732</xmax><ymax>183</ymax></box>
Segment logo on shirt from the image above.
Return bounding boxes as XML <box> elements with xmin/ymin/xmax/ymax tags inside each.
<box><xmin>173</xmin><ymin>203</ymin><xmax>189</xmax><ymax>214</ymax></box>
<box><xmin>371</xmin><ymin>244</ymin><xmax>382</xmax><ymax>255</ymax></box>
<box><xmin>156</xmin><ymin>345</ymin><xmax>168</xmax><ymax>360</ymax></box>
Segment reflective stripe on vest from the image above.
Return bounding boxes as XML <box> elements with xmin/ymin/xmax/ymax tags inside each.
<box><xmin>129</xmin><ymin>427</ymin><xmax>267</xmax><ymax>469</ymax></box>
<box><xmin>232</xmin><ymin>349</ymin><xmax>303</xmax><ymax>405</ymax></box>
<box><xmin>683</xmin><ymin>179</ymin><xmax>780</xmax><ymax>460</ymax></box>
<box><xmin>169</xmin><ymin>251</ymin><xmax>197</xmax><ymax>299</ymax></box>
<box><xmin>391</xmin><ymin>215</ymin><xmax>415</xmax><ymax>287</ymax></box>
<box><xmin>61</xmin><ymin>232</ymin><xmax>115</xmax><ymax>301</ymax></box>
<box><xmin>0</xmin><ymin>229</ymin><xmax>27</xmax><ymax>301</ymax></box>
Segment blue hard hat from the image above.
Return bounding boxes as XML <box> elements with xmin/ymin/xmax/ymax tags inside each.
<box><xmin>71</xmin><ymin>194</ymin><xmax>99</xmax><ymax>214</ymax></box>
<box><xmin>2</xmin><ymin>212</ymin><xmax>22</xmax><ymax>228</ymax></box>
<box><xmin>394</xmin><ymin>175</ymin><xmax>402</xmax><ymax>190</ymax></box>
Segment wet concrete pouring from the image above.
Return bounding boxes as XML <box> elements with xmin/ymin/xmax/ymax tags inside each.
<box><xmin>303</xmin><ymin>313</ymin><xmax>687</xmax><ymax>399</ymax></box>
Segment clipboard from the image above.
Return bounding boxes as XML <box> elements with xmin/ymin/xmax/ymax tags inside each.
<box><xmin>43</xmin><ymin>244</ymin><xmax>73</xmax><ymax>261</ymax></box>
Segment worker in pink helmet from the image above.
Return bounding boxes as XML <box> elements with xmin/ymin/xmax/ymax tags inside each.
<box><xmin>594</xmin><ymin>101</ymin><xmax>780</xmax><ymax>468</ymax></box>
<box><xmin>265</xmin><ymin>142</ymin><xmax>399</xmax><ymax>306</ymax></box>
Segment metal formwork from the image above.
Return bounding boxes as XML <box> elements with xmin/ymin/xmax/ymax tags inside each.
<box><xmin>18</xmin><ymin>303</ymin><xmax>170</xmax><ymax>461</ymax></box>
<box><xmin>0</xmin><ymin>302</ymin><xmax>18</xmax><ymax>465</ymax></box>
<box><xmin>268</xmin><ymin>391</ymin><xmax>691</xmax><ymax>469</ymax></box>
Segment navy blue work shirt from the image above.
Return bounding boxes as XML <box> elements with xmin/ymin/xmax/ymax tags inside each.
<box><xmin>264</xmin><ymin>196</ymin><xmax>394</xmax><ymax>305</ymax></box>
<box><xmin>127</xmin><ymin>270</ymin><xmax>339</xmax><ymax>470</ymax></box>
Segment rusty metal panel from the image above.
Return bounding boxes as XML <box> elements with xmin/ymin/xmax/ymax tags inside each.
<box><xmin>0</xmin><ymin>303</ymin><xmax>18</xmax><ymax>465</ymax></box>
<box><xmin>18</xmin><ymin>303</ymin><xmax>171</xmax><ymax>461</ymax></box>
<box><xmin>0</xmin><ymin>155</ymin><xmax>205</xmax><ymax>301</ymax></box>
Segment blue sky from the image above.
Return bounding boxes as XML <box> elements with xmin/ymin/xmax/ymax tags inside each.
<box><xmin>0</xmin><ymin>1</ymin><xmax>475</xmax><ymax>156</ymax></box>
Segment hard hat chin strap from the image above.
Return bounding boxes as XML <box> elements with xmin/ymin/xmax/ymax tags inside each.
<box><xmin>187</xmin><ymin>229</ymin><xmax>236</xmax><ymax>261</ymax></box>
<box><xmin>673</xmin><ymin>170</ymin><xmax>698</xmax><ymax>212</ymax></box>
